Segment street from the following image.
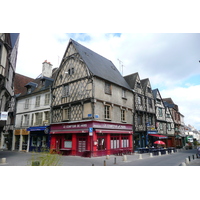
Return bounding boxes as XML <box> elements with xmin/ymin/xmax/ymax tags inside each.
<box><xmin>0</xmin><ymin>148</ymin><xmax>199</xmax><ymax>166</ymax></box>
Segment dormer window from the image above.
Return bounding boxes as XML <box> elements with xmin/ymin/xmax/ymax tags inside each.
<box><xmin>137</xmin><ymin>82</ymin><xmax>141</xmax><ymax>88</ymax></box>
<box><xmin>27</xmin><ymin>88</ymin><xmax>31</xmax><ymax>94</ymax></box>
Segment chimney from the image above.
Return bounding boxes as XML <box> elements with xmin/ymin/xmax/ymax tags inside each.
<box><xmin>42</xmin><ymin>60</ymin><xmax>53</xmax><ymax>77</ymax></box>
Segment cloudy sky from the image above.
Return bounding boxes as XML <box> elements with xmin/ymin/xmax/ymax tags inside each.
<box><xmin>15</xmin><ymin>33</ymin><xmax>200</xmax><ymax>130</ymax></box>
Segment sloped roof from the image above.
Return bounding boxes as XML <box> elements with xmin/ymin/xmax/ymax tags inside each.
<box><xmin>123</xmin><ymin>72</ymin><xmax>139</xmax><ymax>89</ymax></box>
<box><xmin>14</xmin><ymin>73</ymin><xmax>34</xmax><ymax>95</ymax></box>
<box><xmin>140</xmin><ymin>78</ymin><xmax>149</xmax><ymax>90</ymax></box>
<box><xmin>163</xmin><ymin>98</ymin><xmax>174</xmax><ymax>104</ymax></box>
<box><xmin>152</xmin><ymin>88</ymin><xmax>158</xmax><ymax>99</ymax></box>
<box><xmin>70</xmin><ymin>39</ymin><xmax>131</xmax><ymax>90</ymax></box>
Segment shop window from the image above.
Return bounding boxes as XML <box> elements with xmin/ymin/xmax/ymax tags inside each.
<box><xmin>121</xmin><ymin>137</ymin><xmax>129</xmax><ymax>148</ymax></box>
<box><xmin>97</xmin><ymin>138</ymin><xmax>106</xmax><ymax>150</ymax></box>
<box><xmin>111</xmin><ymin>136</ymin><xmax>120</xmax><ymax>149</ymax></box>
<box><xmin>64</xmin><ymin>141</ymin><xmax>72</xmax><ymax>148</ymax></box>
<box><xmin>32</xmin><ymin>136</ymin><xmax>37</xmax><ymax>147</ymax></box>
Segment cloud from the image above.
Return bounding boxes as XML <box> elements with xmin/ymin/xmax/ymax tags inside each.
<box><xmin>160</xmin><ymin>85</ymin><xmax>200</xmax><ymax>130</ymax></box>
<box><xmin>16</xmin><ymin>33</ymin><xmax>200</xmax><ymax>130</ymax></box>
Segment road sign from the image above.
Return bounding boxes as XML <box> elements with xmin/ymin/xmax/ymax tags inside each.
<box><xmin>89</xmin><ymin>127</ymin><xmax>93</xmax><ymax>136</ymax></box>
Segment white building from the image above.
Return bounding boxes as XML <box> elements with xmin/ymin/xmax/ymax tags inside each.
<box><xmin>13</xmin><ymin>61</ymin><xmax>57</xmax><ymax>151</ymax></box>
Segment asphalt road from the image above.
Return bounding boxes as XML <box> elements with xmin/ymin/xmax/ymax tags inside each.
<box><xmin>0</xmin><ymin>148</ymin><xmax>199</xmax><ymax>166</ymax></box>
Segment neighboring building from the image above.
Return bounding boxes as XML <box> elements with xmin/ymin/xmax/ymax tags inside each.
<box><xmin>140</xmin><ymin>79</ymin><xmax>156</xmax><ymax>146</ymax></box>
<box><xmin>152</xmin><ymin>89</ymin><xmax>174</xmax><ymax>147</ymax></box>
<box><xmin>165</xmin><ymin>105</ymin><xmax>175</xmax><ymax>146</ymax></box>
<box><xmin>50</xmin><ymin>39</ymin><xmax>134</xmax><ymax>156</ymax></box>
<box><xmin>124</xmin><ymin>73</ymin><xmax>146</xmax><ymax>150</ymax></box>
<box><xmin>13</xmin><ymin>61</ymin><xmax>57</xmax><ymax>152</ymax></box>
<box><xmin>0</xmin><ymin>33</ymin><xmax>19</xmax><ymax>150</ymax></box>
<box><xmin>163</xmin><ymin>98</ymin><xmax>183</xmax><ymax>147</ymax></box>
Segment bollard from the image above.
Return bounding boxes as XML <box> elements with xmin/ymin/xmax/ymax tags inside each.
<box><xmin>114</xmin><ymin>157</ymin><xmax>117</xmax><ymax>164</ymax></box>
<box><xmin>180</xmin><ymin>162</ymin><xmax>186</xmax><ymax>166</ymax></box>
<box><xmin>123</xmin><ymin>155</ymin><xmax>127</xmax><ymax>161</ymax></box>
<box><xmin>171</xmin><ymin>150</ymin><xmax>174</xmax><ymax>154</ymax></box>
<box><xmin>92</xmin><ymin>164</ymin><xmax>94</xmax><ymax>166</ymax></box>
<box><xmin>166</xmin><ymin>150</ymin><xmax>168</xmax><ymax>155</ymax></box>
<box><xmin>192</xmin><ymin>155</ymin><xmax>195</xmax><ymax>160</ymax></box>
<box><xmin>185</xmin><ymin>158</ymin><xmax>189</xmax><ymax>165</ymax></box>
<box><xmin>1</xmin><ymin>158</ymin><xmax>6</xmax><ymax>163</ymax></box>
<box><xmin>149</xmin><ymin>153</ymin><xmax>153</xmax><ymax>157</ymax></box>
<box><xmin>158</xmin><ymin>151</ymin><xmax>161</xmax><ymax>156</ymax></box>
<box><xmin>188</xmin><ymin>156</ymin><xmax>190</xmax><ymax>162</ymax></box>
<box><xmin>139</xmin><ymin>154</ymin><xmax>142</xmax><ymax>159</ymax></box>
<box><xmin>104</xmin><ymin>160</ymin><xmax>106</xmax><ymax>166</ymax></box>
<box><xmin>106</xmin><ymin>155</ymin><xmax>109</xmax><ymax>159</ymax></box>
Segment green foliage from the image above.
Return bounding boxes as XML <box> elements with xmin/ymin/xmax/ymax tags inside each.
<box><xmin>28</xmin><ymin>148</ymin><xmax>62</xmax><ymax>166</ymax></box>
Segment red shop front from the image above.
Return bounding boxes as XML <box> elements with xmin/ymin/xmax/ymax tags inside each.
<box><xmin>50</xmin><ymin>121</ymin><xmax>133</xmax><ymax>157</ymax></box>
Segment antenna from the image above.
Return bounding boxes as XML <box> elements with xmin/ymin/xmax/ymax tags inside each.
<box><xmin>117</xmin><ymin>59</ymin><xmax>124</xmax><ymax>75</ymax></box>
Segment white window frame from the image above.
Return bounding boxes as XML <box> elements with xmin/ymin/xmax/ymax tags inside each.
<box><xmin>63</xmin><ymin>108</ymin><xmax>70</xmax><ymax>121</ymax></box>
<box><xmin>121</xmin><ymin>108</ymin><xmax>126</xmax><ymax>122</ymax></box>
<box><xmin>24</xmin><ymin>99</ymin><xmax>29</xmax><ymax>109</ymax></box>
<box><xmin>44</xmin><ymin>93</ymin><xmax>50</xmax><ymax>105</ymax></box>
<box><xmin>104</xmin><ymin>104</ymin><xmax>111</xmax><ymax>120</ymax></box>
<box><xmin>35</xmin><ymin>96</ymin><xmax>40</xmax><ymax>107</ymax></box>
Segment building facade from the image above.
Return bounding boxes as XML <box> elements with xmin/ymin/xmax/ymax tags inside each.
<box><xmin>50</xmin><ymin>39</ymin><xmax>134</xmax><ymax>156</ymax></box>
<box><xmin>13</xmin><ymin>61</ymin><xmax>56</xmax><ymax>151</ymax></box>
<box><xmin>124</xmin><ymin>73</ymin><xmax>148</xmax><ymax>151</ymax></box>
<box><xmin>0</xmin><ymin>33</ymin><xmax>19</xmax><ymax>150</ymax></box>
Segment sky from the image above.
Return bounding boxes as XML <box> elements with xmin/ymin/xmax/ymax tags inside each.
<box><xmin>15</xmin><ymin>33</ymin><xmax>200</xmax><ymax>130</ymax></box>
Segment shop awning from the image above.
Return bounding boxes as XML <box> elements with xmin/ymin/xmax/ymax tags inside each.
<box><xmin>148</xmin><ymin>134</ymin><xmax>168</xmax><ymax>139</ymax></box>
<box><xmin>27</xmin><ymin>126</ymin><xmax>49</xmax><ymax>131</ymax></box>
<box><xmin>50</xmin><ymin>129</ymin><xmax>88</xmax><ymax>134</ymax></box>
<box><xmin>95</xmin><ymin>129</ymin><xmax>133</xmax><ymax>134</ymax></box>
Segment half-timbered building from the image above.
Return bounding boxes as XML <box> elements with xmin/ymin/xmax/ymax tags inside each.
<box><xmin>163</xmin><ymin>98</ymin><xmax>182</xmax><ymax>147</ymax></box>
<box><xmin>124</xmin><ymin>73</ymin><xmax>146</xmax><ymax>150</ymax></box>
<box><xmin>152</xmin><ymin>89</ymin><xmax>168</xmax><ymax>145</ymax></box>
<box><xmin>141</xmin><ymin>79</ymin><xmax>156</xmax><ymax>146</ymax></box>
<box><xmin>50</xmin><ymin>39</ymin><xmax>134</xmax><ymax>156</ymax></box>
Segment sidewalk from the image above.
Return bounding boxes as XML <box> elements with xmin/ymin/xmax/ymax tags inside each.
<box><xmin>0</xmin><ymin>149</ymin><xmax>199</xmax><ymax>166</ymax></box>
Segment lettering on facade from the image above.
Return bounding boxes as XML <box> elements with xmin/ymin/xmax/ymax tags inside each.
<box><xmin>63</xmin><ymin>124</ymin><xmax>87</xmax><ymax>129</ymax></box>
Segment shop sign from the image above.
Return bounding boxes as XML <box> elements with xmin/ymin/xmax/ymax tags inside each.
<box><xmin>89</xmin><ymin>127</ymin><xmax>93</xmax><ymax>136</ymax></box>
<box><xmin>0</xmin><ymin>112</ymin><xmax>8</xmax><ymax>121</ymax></box>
